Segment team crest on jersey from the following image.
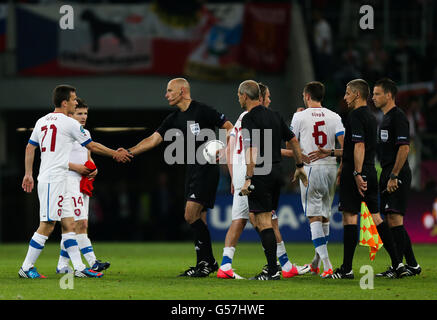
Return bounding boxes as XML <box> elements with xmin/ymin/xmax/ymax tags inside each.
<box><xmin>190</xmin><ymin>123</ymin><xmax>200</xmax><ymax>136</ymax></box>
<box><xmin>380</xmin><ymin>129</ymin><xmax>388</xmax><ymax>142</ymax></box>
<box><xmin>80</xmin><ymin>126</ymin><xmax>86</xmax><ymax>135</ymax></box>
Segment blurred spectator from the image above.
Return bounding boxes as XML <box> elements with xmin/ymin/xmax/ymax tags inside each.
<box><xmin>312</xmin><ymin>10</ymin><xmax>332</xmax><ymax>81</ymax></box>
<box><xmin>333</xmin><ymin>38</ymin><xmax>362</xmax><ymax>98</ymax></box>
<box><xmin>403</xmin><ymin>97</ymin><xmax>426</xmax><ymax>190</ymax></box>
<box><xmin>425</xmin><ymin>69</ymin><xmax>437</xmax><ymax>133</ymax></box>
<box><xmin>364</xmin><ymin>38</ymin><xmax>389</xmax><ymax>81</ymax></box>
<box><xmin>404</xmin><ymin>96</ymin><xmax>426</xmax><ymax>138</ymax></box>
<box><xmin>388</xmin><ymin>37</ymin><xmax>421</xmax><ymax>83</ymax></box>
<box><xmin>423</xmin><ymin>33</ymin><xmax>437</xmax><ymax>81</ymax></box>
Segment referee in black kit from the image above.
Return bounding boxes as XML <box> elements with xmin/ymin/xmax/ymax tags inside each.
<box><xmin>127</xmin><ymin>78</ymin><xmax>233</xmax><ymax>277</ymax></box>
<box><xmin>330</xmin><ymin>79</ymin><xmax>408</xmax><ymax>279</ymax></box>
<box><xmin>372</xmin><ymin>78</ymin><xmax>421</xmax><ymax>277</ymax></box>
<box><xmin>238</xmin><ymin>80</ymin><xmax>308</xmax><ymax>280</ymax></box>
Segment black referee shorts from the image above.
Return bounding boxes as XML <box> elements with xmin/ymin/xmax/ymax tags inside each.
<box><xmin>379</xmin><ymin>165</ymin><xmax>411</xmax><ymax>216</ymax></box>
<box><xmin>339</xmin><ymin>163</ymin><xmax>379</xmax><ymax>214</ymax></box>
<box><xmin>248</xmin><ymin>163</ymin><xmax>283</xmax><ymax>214</ymax></box>
<box><xmin>184</xmin><ymin>163</ymin><xmax>220</xmax><ymax>210</ymax></box>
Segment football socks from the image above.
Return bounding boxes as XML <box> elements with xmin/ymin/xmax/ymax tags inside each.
<box><xmin>76</xmin><ymin>233</ymin><xmax>97</xmax><ymax>267</ymax></box>
<box><xmin>21</xmin><ymin>232</ymin><xmax>48</xmax><ymax>271</ymax></box>
<box><xmin>62</xmin><ymin>232</ymin><xmax>86</xmax><ymax>271</ymax></box>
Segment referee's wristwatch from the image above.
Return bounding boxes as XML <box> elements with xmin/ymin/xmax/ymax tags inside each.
<box><xmin>353</xmin><ymin>170</ymin><xmax>361</xmax><ymax>177</ymax></box>
<box><xmin>389</xmin><ymin>173</ymin><xmax>398</xmax><ymax>180</ymax></box>
<box><xmin>245</xmin><ymin>175</ymin><xmax>253</xmax><ymax>180</ymax></box>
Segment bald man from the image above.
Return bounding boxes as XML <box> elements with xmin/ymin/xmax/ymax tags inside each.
<box><xmin>127</xmin><ymin>78</ymin><xmax>233</xmax><ymax>277</ymax></box>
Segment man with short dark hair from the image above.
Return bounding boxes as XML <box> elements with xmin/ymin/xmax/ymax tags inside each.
<box><xmin>329</xmin><ymin>79</ymin><xmax>408</xmax><ymax>279</ymax></box>
<box><xmin>238</xmin><ymin>80</ymin><xmax>308</xmax><ymax>280</ymax></box>
<box><xmin>20</xmin><ymin>85</ymin><xmax>131</xmax><ymax>279</ymax></box>
<box><xmin>372</xmin><ymin>78</ymin><xmax>421</xmax><ymax>277</ymax></box>
<box><xmin>290</xmin><ymin>81</ymin><xmax>345</xmax><ymax>278</ymax></box>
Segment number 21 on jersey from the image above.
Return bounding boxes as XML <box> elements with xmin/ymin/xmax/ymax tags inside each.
<box><xmin>41</xmin><ymin>124</ymin><xmax>58</xmax><ymax>152</ymax></box>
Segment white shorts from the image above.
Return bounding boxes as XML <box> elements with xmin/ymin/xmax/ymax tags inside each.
<box><xmin>299</xmin><ymin>165</ymin><xmax>337</xmax><ymax>218</ymax></box>
<box><xmin>231</xmin><ymin>164</ymin><xmax>277</xmax><ymax>220</ymax></box>
<box><xmin>232</xmin><ymin>188</ymin><xmax>249</xmax><ymax>220</ymax></box>
<box><xmin>231</xmin><ymin>164</ymin><xmax>249</xmax><ymax>220</ymax></box>
<box><xmin>38</xmin><ymin>180</ymin><xmax>73</xmax><ymax>221</ymax></box>
<box><xmin>63</xmin><ymin>176</ymin><xmax>89</xmax><ymax>221</ymax></box>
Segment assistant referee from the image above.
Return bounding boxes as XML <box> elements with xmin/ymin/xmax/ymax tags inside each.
<box><xmin>372</xmin><ymin>78</ymin><xmax>421</xmax><ymax>277</ymax></box>
<box><xmin>238</xmin><ymin>80</ymin><xmax>308</xmax><ymax>280</ymax></box>
<box><xmin>330</xmin><ymin>79</ymin><xmax>408</xmax><ymax>279</ymax></box>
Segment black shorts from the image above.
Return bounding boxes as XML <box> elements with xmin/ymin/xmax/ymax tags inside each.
<box><xmin>184</xmin><ymin>163</ymin><xmax>220</xmax><ymax>209</ymax></box>
<box><xmin>339</xmin><ymin>163</ymin><xmax>379</xmax><ymax>214</ymax></box>
<box><xmin>379</xmin><ymin>165</ymin><xmax>411</xmax><ymax>216</ymax></box>
<box><xmin>248</xmin><ymin>163</ymin><xmax>283</xmax><ymax>214</ymax></box>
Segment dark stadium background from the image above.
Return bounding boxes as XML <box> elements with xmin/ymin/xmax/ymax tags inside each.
<box><xmin>0</xmin><ymin>0</ymin><xmax>436</xmax><ymax>243</ymax></box>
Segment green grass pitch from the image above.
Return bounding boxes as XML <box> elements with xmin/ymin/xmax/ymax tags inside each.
<box><xmin>0</xmin><ymin>242</ymin><xmax>436</xmax><ymax>300</ymax></box>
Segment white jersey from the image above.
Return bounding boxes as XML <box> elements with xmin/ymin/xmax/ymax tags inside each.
<box><xmin>290</xmin><ymin>107</ymin><xmax>344</xmax><ymax>166</ymax></box>
<box><xmin>68</xmin><ymin>128</ymin><xmax>91</xmax><ymax>180</ymax></box>
<box><xmin>28</xmin><ymin>112</ymin><xmax>92</xmax><ymax>183</ymax></box>
<box><xmin>230</xmin><ymin>111</ymin><xmax>248</xmax><ymax>189</ymax></box>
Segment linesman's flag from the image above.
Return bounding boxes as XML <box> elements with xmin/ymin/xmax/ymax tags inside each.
<box><xmin>359</xmin><ymin>201</ymin><xmax>383</xmax><ymax>261</ymax></box>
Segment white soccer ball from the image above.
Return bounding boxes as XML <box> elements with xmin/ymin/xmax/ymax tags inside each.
<box><xmin>203</xmin><ymin>139</ymin><xmax>225</xmax><ymax>164</ymax></box>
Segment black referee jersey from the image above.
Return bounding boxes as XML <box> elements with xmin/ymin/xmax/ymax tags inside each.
<box><xmin>377</xmin><ymin>106</ymin><xmax>410</xmax><ymax>169</ymax></box>
<box><xmin>241</xmin><ymin>105</ymin><xmax>294</xmax><ymax>213</ymax></box>
<box><xmin>241</xmin><ymin>105</ymin><xmax>294</xmax><ymax>164</ymax></box>
<box><xmin>156</xmin><ymin>100</ymin><xmax>227</xmax><ymax>165</ymax></box>
<box><xmin>156</xmin><ymin>100</ymin><xmax>228</xmax><ymax>208</ymax></box>
<box><xmin>378</xmin><ymin>106</ymin><xmax>411</xmax><ymax>215</ymax></box>
<box><xmin>339</xmin><ymin>105</ymin><xmax>379</xmax><ymax>213</ymax></box>
<box><xmin>342</xmin><ymin>105</ymin><xmax>377</xmax><ymax>167</ymax></box>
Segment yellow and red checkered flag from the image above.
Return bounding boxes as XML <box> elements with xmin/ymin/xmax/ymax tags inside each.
<box><xmin>359</xmin><ymin>201</ymin><xmax>383</xmax><ymax>261</ymax></box>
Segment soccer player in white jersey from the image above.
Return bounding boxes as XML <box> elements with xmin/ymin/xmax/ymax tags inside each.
<box><xmin>56</xmin><ymin>98</ymin><xmax>110</xmax><ymax>274</ymax></box>
<box><xmin>218</xmin><ymin>82</ymin><xmax>309</xmax><ymax>279</ymax></box>
<box><xmin>217</xmin><ymin>108</ymin><xmax>248</xmax><ymax>279</ymax></box>
<box><xmin>290</xmin><ymin>81</ymin><xmax>344</xmax><ymax>278</ymax></box>
<box><xmin>19</xmin><ymin>85</ymin><xmax>132</xmax><ymax>279</ymax></box>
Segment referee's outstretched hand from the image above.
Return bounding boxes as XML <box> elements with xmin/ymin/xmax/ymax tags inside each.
<box><xmin>293</xmin><ymin>167</ymin><xmax>308</xmax><ymax>187</ymax></box>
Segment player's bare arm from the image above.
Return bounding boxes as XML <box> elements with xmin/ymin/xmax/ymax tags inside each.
<box><xmin>226</xmin><ymin>134</ymin><xmax>236</xmax><ymax>194</ymax></box>
<box><xmin>353</xmin><ymin>142</ymin><xmax>367</xmax><ymax>197</ymax></box>
<box><xmin>282</xmin><ymin>144</ymin><xmax>310</xmax><ymax>163</ymax></box>
<box><xmin>288</xmin><ymin>137</ymin><xmax>308</xmax><ymax>187</ymax></box>
<box><xmin>336</xmin><ymin>135</ymin><xmax>344</xmax><ymax>185</ymax></box>
<box><xmin>241</xmin><ymin>146</ymin><xmax>257</xmax><ymax>196</ymax></box>
<box><xmin>221</xmin><ymin>120</ymin><xmax>234</xmax><ymax>141</ymax></box>
<box><xmin>68</xmin><ymin>162</ymin><xmax>93</xmax><ymax>176</ymax></box>
<box><xmin>87</xmin><ymin>152</ymin><xmax>98</xmax><ymax>178</ymax></box>
<box><xmin>308</xmin><ymin>134</ymin><xmax>344</xmax><ymax>162</ymax></box>
<box><xmin>220</xmin><ymin>121</ymin><xmax>234</xmax><ymax>161</ymax></box>
<box><xmin>387</xmin><ymin>144</ymin><xmax>409</xmax><ymax>193</ymax></box>
<box><xmin>127</xmin><ymin>131</ymin><xmax>163</xmax><ymax>156</ymax></box>
<box><xmin>22</xmin><ymin>143</ymin><xmax>37</xmax><ymax>193</ymax></box>
<box><xmin>85</xmin><ymin>141</ymin><xmax>132</xmax><ymax>163</ymax></box>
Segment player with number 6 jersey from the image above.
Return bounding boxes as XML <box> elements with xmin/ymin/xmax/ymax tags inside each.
<box><xmin>290</xmin><ymin>81</ymin><xmax>344</xmax><ymax>278</ymax></box>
